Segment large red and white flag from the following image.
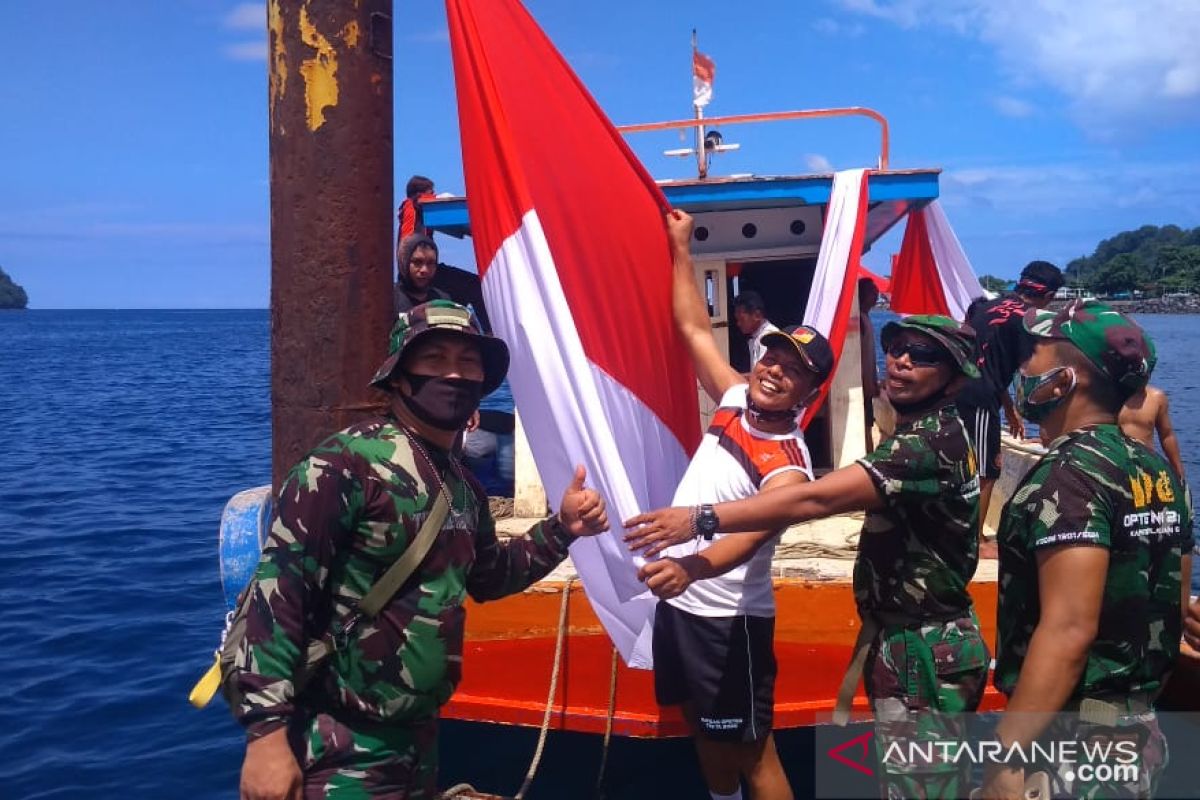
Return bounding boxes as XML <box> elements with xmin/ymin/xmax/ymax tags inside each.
<box><xmin>446</xmin><ymin>0</ymin><xmax>701</xmax><ymax>666</ymax></box>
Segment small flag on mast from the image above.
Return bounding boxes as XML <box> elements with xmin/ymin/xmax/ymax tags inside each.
<box><xmin>692</xmin><ymin>34</ymin><xmax>715</xmax><ymax>108</ymax></box>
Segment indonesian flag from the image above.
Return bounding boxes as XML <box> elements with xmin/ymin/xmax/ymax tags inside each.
<box><xmin>693</xmin><ymin>49</ymin><xmax>715</xmax><ymax>108</ymax></box>
<box><xmin>446</xmin><ymin>0</ymin><xmax>701</xmax><ymax>667</ymax></box>
<box><xmin>889</xmin><ymin>201</ymin><xmax>983</xmax><ymax>320</ymax></box>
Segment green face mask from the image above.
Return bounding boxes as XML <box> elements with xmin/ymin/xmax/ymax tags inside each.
<box><xmin>1016</xmin><ymin>366</ymin><xmax>1076</xmax><ymax>423</ymax></box>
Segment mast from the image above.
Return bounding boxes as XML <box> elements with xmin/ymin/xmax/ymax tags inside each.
<box><xmin>692</xmin><ymin>29</ymin><xmax>708</xmax><ymax>179</ymax></box>
<box><xmin>268</xmin><ymin>0</ymin><xmax>395</xmax><ymax>489</ymax></box>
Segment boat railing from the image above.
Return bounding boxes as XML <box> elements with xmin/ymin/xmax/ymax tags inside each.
<box><xmin>616</xmin><ymin>107</ymin><xmax>891</xmax><ymax>171</ymax></box>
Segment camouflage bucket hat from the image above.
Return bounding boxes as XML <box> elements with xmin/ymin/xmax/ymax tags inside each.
<box><xmin>880</xmin><ymin>314</ymin><xmax>980</xmax><ymax>378</ymax></box>
<box><xmin>1023</xmin><ymin>298</ymin><xmax>1155</xmax><ymax>396</ymax></box>
<box><xmin>370</xmin><ymin>300</ymin><xmax>510</xmax><ymax>396</ymax></box>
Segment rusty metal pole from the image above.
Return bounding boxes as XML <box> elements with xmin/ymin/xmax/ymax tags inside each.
<box><xmin>268</xmin><ymin>0</ymin><xmax>394</xmax><ymax>489</ymax></box>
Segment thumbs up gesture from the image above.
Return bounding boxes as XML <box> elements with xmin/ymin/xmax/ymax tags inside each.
<box><xmin>557</xmin><ymin>464</ymin><xmax>608</xmax><ymax>537</ymax></box>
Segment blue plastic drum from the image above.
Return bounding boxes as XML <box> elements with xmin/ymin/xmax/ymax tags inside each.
<box><xmin>218</xmin><ymin>486</ymin><xmax>273</xmax><ymax>612</ymax></box>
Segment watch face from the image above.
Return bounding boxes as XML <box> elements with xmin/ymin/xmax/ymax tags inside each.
<box><xmin>698</xmin><ymin>508</ymin><xmax>718</xmax><ymax>534</ymax></box>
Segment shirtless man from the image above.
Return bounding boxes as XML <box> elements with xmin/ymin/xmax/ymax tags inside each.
<box><xmin>1119</xmin><ymin>384</ymin><xmax>1185</xmax><ymax>479</ymax></box>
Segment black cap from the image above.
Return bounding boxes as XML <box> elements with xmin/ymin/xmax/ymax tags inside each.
<box><xmin>760</xmin><ymin>325</ymin><xmax>836</xmax><ymax>383</ymax></box>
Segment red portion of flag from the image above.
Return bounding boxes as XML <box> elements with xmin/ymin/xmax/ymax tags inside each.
<box><xmin>446</xmin><ymin>0</ymin><xmax>700</xmax><ymax>452</ymax></box>
<box><xmin>692</xmin><ymin>50</ymin><xmax>715</xmax><ymax>84</ymax></box>
<box><xmin>889</xmin><ymin>207</ymin><xmax>952</xmax><ymax>316</ymax></box>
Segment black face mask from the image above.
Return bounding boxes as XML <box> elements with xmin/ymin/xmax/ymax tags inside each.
<box><xmin>400</xmin><ymin>373</ymin><xmax>483</xmax><ymax>431</ymax></box>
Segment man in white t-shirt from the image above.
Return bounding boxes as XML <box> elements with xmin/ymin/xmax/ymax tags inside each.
<box><xmin>733</xmin><ymin>290</ymin><xmax>781</xmax><ymax>367</ymax></box>
<box><xmin>638</xmin><ymin>210</ymin><xmax>835</xmax><ymax>800</ymax></box>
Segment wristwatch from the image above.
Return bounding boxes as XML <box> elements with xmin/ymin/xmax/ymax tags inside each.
<box><xmin>696</xmin><ymin>504</ymin><xmax>720</xmax><ymax>541</ymax></box>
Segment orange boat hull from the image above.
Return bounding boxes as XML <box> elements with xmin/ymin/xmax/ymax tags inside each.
<box><xmin>446</xmin><ymin>576</ymin><xmax>1004</xmax><ymax>737</ymax></box>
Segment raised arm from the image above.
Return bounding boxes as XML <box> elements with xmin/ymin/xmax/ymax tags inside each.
<box><xmin>625</xmin><ymin>463</ymin><xmax>882</xmax><ymax>557</ymax></box>
<box><xmin>1154</xmin><ymin>391</ymin><xmax>1186</xmax><ymax>479</ymax></box>
<box><xmin>666</xmin><ymin>210</ymin><xmax>743</xmax><ymax>403</ymax></box>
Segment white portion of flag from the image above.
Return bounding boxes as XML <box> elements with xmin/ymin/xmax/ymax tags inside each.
<box><xmin>925</xmin><ymin>201</ymin><xmax>984</xmax><ymax>320</ymax></box>
<box><xmin>480</xmin><ymin>209</ymin><xmax>689</xmax><ymax>668</ymax></box>
<box><xmin>803</xmin><ymin>169</ymin><xmax>867</xmax><ymax>336</ymax></box>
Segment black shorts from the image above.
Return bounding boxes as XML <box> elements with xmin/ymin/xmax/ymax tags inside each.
<box><xmin>653</xmin><ymin>601</ymin><xmax>776</xmax><ymax>743</ymax></box>
<box><xmin>958</xmin><ymin>402</ymin><xmax>1001</xmax><ymax>480</ymax></box>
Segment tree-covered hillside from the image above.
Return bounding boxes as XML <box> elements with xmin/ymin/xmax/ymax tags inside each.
<box><xmin>0</xmin><ymin>266</ymin><xmax>28</xmax><ymax>309</ymax></box>
<box><xmin>1066</xmin><ymin>225</ymin><xmax>1200</xmax><ymax>295</ymax></box>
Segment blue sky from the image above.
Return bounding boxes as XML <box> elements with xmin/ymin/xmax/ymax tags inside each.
<box><xmin>2</xmin><ymin>0</ymin><xmax>1198</xmax><ymax>308</ymax></box>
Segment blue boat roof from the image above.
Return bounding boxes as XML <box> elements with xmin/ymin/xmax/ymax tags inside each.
<box><xmin>422</xmin><ymin>168</ymin><xmax>941</xmax><ymax>248</ymax></box>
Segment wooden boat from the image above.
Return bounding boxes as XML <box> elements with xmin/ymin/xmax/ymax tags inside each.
<box><xmin>213</xmin><ymin>101</ymin><xmax>1045</xmax><ymax>769</ymax></box>
<box><xmin>412</xmin><ymin>116</ymin><xmax>1045</xmax><ymax>738</ymax></box>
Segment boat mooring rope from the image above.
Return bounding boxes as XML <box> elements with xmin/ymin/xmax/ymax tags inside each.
<box><xmin>594</xmin><ymin>646</ymin><xmax>618</xmax><ymax>799</ymax></box>
<box><xmin>513</xmin><ymin>576</ymin><xmax>574</xmax><ymax>800</ymax></box>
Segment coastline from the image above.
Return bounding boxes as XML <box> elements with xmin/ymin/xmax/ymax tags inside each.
<box><xmin>1053</xmin><ymin>297</ymin><xmax>1200</xmax><ymax>315</ymax></box>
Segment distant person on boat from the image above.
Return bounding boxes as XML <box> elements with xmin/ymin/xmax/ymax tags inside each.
<box><xmin>394</xmin><ymin>234</ymin><xmax>450</xmax><ymax>314</ymax></box>
<box><xmin>957</xmin><ymin>260</ymin><xmax>1064</xmax><ymax>549</ymax></box>
<box><xmin>233</xmin><ymin>301</ymin><xmax>609</xmax><ymax>800</ymax></box>
<box><xmin>397</xmin><ymin>174</ymin><xmax>436</xmax><ymax>242</ymax></box>
<box><xmin>627</xmin><ymin>315</ymin><xmax>987</xmax><ymax>799</ymax></box>
<box><xmin>982</xmin><ymin>300</ymin><xmax>1190</xmax><ymax>800</ymax></box>
<box><xmin>635</xmin><ymin>210</ymin><xmax>833</xmax><ymax>800</ymax></box>
<box><xmin>732</xmin><ymin>290</ymin><xmax>780</xmax><ymax>367</ymax></box>
<box><xmin>1119</xmin><ymin>384</ymin><xmax>1186</xmax><ymax>479</ymax></box>
<box><xmin>859</xmin><ymin>277</ymin><xmax>882</xmax><ymax>449</ymax></box>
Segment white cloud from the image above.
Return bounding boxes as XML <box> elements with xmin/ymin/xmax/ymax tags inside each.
<box><xmin>811</xmin><ymin>17</ymin><xmax>866</xmax><ymax>37</ymax></box>
<box><xmin>805</xmin><ymin>153</ymin><xmax>834</xmax><ymax>172</ymax></box>
<box><xmin>837</xmin><ymin>0</ymin><xmax>1200</xmax><ymax>133</ymax></box>
<box><xmin>992</xmin><ymin>95</ymin><xmax>1034</xmax><ymax>118</ymax></box>
<box><xmin>940</xmin><ymin>161</ymin><xmax>1200</xmax><ymax>217</ymax></box>
<box><xmin>223</xmin><ymin>3</ymin><xmax>263</xmax><ymax>31</ymax></box>
<box><xmin>223</xmin><ymin>41</ymin><xmax>266</xmax><ymax>61</ymax></box>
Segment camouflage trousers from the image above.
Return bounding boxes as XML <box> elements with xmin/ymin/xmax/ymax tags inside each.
<box><xmin>864</xmin><ymin>613</ymin><xmax>990</xmax><ymax>800</ymax></box>
<box><xmin>289</xmin><ymin>711</ymin><xmax>439</xmax><ymax>799</ymax></box>
<box><xmin>1038</xmin><ymin>709</ymin><xmax>1168</xmax><ymax>799</ymax></box>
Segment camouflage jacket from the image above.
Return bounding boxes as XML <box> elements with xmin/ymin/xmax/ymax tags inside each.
<box><xmin>855</xmin><ymin>404</ymin><xmax>981</xmax><ymax>621</ymax></box>
<box><xmin>232</xmin><ymin>417</ymin><xmax>573</xmax><ymax>738</ymax></box>
<box><xmin>994</xmin><ymin>423</ymin><xmax>1193</xmax><ymax>698</ymax></box>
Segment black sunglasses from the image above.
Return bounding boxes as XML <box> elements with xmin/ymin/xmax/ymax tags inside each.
<box><xmin>886</xmin><ymin>341</ymin><xmax>949</xmax><ymax>367</ymax></box>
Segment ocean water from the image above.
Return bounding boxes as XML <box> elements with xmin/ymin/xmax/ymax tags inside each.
<box><xmin>1</xmin><ymin>309</ymin><xmax>1198</xmax><ymax>799</ymax></box>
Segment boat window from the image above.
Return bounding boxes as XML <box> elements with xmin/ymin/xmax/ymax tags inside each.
<box><xmin>703</xmin><ymin>269</ymin><xmax>721</xmax><ymax>319</ymax></box>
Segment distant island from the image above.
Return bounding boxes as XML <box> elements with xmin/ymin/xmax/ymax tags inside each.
<box><xmin>1064</xmin><ymin>224</ymin><xmax>1200</xmax><ymax>296</ymax></box>
<box><xmin>0</xmin><ymin>266</ymin><xmax>28</xmax><ymax>309</ymax></box>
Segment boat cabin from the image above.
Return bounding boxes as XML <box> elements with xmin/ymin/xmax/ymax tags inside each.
<box><xmin>421</xmin><ymin>168</ymin><xmax>941</xmax><ymax>502</ymax></box>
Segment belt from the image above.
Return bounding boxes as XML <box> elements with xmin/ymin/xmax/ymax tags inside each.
<box><xmin>832</xmin><ymin>609</ymin><xmax>971</xmax><ymax>727</ymax></box>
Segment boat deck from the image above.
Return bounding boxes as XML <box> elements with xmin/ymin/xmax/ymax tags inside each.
<box><xmin>448</xmin><ymin>514</ymin><xmax>1002</xmax><ymax>737</ymax></box>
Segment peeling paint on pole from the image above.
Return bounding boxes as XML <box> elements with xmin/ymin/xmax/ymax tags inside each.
<box><xmin>298</xmin><ymin>6</ymin><xmax>339</xmax><ymax>131</ymax></box>
<box><xmin>269</xmin><ymin>0</ymin><xmax>394</xmax><ymax>490</ymax></box>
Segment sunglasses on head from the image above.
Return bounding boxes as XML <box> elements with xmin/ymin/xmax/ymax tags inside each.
<box><xmin>886</xmin><ymin>341</ymin><xmax>949</xmax><ymax>367</ymax></box>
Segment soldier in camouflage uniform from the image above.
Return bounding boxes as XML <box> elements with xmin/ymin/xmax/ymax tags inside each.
<box><xmin>626</xmin><ymin>315</ymin><xmax>987</xmax><ymax>797</ymax></box>
<box><xmin>235</xmin><ymin>300</ymin><xmax>609</xmax><ymax>800</ymax></box>
<box><xmin>983</xmin><ymin>299</ymin><xmax>1193</xmax><ymax>800</ymax></box>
